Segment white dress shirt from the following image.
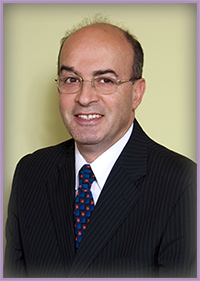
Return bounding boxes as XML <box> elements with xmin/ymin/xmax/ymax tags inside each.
<box><xmin>75</xmin><ymin>124</ymin><xmax>133</xmax><ymax>205</ymax></box>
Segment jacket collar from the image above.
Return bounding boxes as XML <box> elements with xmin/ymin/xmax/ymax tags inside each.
<box><xmin>46</xmin><ymin>140</ymin><xmax>76</xmax><ymax>273</ymax></box>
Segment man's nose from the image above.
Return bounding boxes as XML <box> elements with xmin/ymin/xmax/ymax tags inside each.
<box><xmin>75</xmin><ymin>80</ymin><xmax>99</xmax><ymax>106</ymax></box>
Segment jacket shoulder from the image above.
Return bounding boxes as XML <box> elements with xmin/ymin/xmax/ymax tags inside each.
<box><xmin>20</xmin><ymin>139</ymin><xmax>73</xmax><ymax>163</ymax></box>
<box><xmin>147</xmin><ymin>137</ymin><xmax>196</xmax><ymax>187</ymax></box>
<box><xmin>133</xmin><ymin>119</ymin><xmax>196</xmax><ymax>186</ymax></box>
<box><xmin>14</xmin><ymin>139</ymin><xmax>75</xmax><ymax>183</ymax></box>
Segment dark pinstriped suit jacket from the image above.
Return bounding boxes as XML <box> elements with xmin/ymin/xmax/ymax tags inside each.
<box><xmin>4</xmin><ymin>119</ymin><xmax>197</xmax><ymax>278</ymax></box>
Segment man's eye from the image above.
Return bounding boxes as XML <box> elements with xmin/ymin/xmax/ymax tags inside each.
<box><xmin>62</xmin><ymin>77</ymin><xmax>79</xmax><ymax>84</ymax></box>
<box><xmin>99</xmin><ymin>77</ymin><xmax>115</xmax><ymax>84</ymax></box>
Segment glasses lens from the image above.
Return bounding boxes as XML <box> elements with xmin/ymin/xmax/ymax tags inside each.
<box><xmin>58</xmin><ymin>76</ymin><xmax>81</xmax><ymax>93</ymax></box>
<box><xmin>93</xmin><ymin>76</ymin><xmax>117</xmax><ymax>94</ymax></box>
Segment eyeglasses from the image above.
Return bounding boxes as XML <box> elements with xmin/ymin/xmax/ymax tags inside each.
<box><xmin>55</xmin><ymin>75</ymin><xmax>137</xmax><ymax>95</ymax></box>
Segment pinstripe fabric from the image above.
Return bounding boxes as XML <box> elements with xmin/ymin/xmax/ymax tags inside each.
<box><xmin>4</xmin><ymin>119</ymin><xmax>197</xmax><ymax>278</ymax></box>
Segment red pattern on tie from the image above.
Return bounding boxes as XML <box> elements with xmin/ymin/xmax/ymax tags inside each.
<box><xmin>74</xmin><ymin>164</ymin><xmax>96</xmax><ymax>249</ymax></box>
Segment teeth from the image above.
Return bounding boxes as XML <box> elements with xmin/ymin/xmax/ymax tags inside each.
<box><xmin>78</xmin><ymin>114</ymin><xmax>102</xmax><ymax>120</ymax></box>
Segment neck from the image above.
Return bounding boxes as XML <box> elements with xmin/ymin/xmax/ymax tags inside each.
<box><xmin>76</xmin><ymin>143</ymin><xmax>111</xmax><ymax>163</ymax></box>
<box><xmin>76</xmin><ymin>123</ymin><xmax>134</xmax><ymax>163</ymax></box>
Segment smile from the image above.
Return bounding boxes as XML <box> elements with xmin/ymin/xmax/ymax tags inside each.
<box><xmin>77</xmin><ymin>114</ymin><xmax>103</xmax><ymax>120</ymax></box>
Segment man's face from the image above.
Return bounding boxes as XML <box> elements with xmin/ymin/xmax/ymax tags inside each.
<box><xmin>58</xmin><ymin>25</ymin><xmax>144</xmax><ymax>159</ymax></box>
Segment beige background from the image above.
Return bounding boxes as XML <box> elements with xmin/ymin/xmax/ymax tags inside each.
<box><xmin>3</xmin><ymin>3</ymin><xmax>197</xmax><ymax>252</ymax></box>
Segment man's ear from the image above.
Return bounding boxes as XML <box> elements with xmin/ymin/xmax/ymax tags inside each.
<box><xmin>132</xmin><ymin>78</ymin><xmax>146</xmax><ymax>110</ymax></box>
<box><xmin>57</xmin><ymin>85</ymin><xmax>61</xmax><ymax>95</ymax></box>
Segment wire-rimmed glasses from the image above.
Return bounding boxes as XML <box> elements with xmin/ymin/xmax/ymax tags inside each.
<box><xmin>55</xmin><ymin>75</ymin><xmax>137</xmax><ymax>95</ymax></box>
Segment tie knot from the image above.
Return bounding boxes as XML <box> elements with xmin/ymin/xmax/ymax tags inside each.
<box><xmin>79</xmin><ymin>164</ymin><xmax>96</xmax><ymax>188</ymax></box>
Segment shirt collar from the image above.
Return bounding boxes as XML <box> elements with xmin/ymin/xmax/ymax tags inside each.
<box><xmin>75</xmin><ymin>123</ymin><xmax>133</xmax><ymax>191</ymax></box>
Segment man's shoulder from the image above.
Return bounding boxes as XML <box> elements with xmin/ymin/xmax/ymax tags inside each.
<box><xmin>146</xmin><ymin>138</ymin><xmax>197</xmax><ymax>188</ymax></box>
<box><xmin>16</xmin><ymin>138</ymin><xmax>75</xmax><ymax>173</ymax></box>
<box><xmin>132</xmin><ymin>120</ymin><xmax>196</xmax><ymax>183</ymax></box>
<box><xmin>149</xmin><ymin>138</ymin><xmax>196</xmax><ymax>168</ymax></box>
<box><xmin>133</xmin><ymin>119</ymin><xmax>196</xmax><ymax>167</ymax></box>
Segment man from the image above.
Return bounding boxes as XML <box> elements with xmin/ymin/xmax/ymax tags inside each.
<box><xmin>4</xmin><ymin>19</ymin><xmax>196</xmax><ymax>278</ymax></box>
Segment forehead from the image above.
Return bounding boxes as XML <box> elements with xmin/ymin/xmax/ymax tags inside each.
<box><xmin>59</xmin><ymin>25</ymin><xmax>134</xmax><ymax>76</ymax></box>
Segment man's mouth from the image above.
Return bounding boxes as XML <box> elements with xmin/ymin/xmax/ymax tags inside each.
<box><xmin>77</xmin><ymin>114</ymin><xmax>103</xmax><ymax>120</ymax></box>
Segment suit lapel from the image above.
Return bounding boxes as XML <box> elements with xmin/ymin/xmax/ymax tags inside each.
<box><xmin>46</xmin><ymin>141</ymin><xmax>76</xmax><ymax>273</ymax></box>
<box><xmin>68</xmin><ymin>119</ymin><xmax>148</xmax><ymax>277</ymax></box>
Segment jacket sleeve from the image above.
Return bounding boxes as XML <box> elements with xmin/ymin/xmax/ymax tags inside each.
<box><xmin>4</xmin><ymin>160</ymin><xmax>28</xmax><ymax>278</ymax></box>
<box><xmin>158</xmin><ymin>180</ymin><xmax>197</xmax><ymax>277</ymax></box>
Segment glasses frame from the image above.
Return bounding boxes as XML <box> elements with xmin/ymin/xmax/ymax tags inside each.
<box><xmin>55</xmin><ymin>75</ymin><xmax>138</xmax><ymax>94</ymax></box>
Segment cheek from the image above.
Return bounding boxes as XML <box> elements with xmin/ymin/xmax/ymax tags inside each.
<box><xmin>59</xmin><ymin>98</ymin><xmax>65</xmax><ymax>113</ymax></box>
<box><xmin>59</xmin><ymin>96</ymin><xmax>73</xmax><ymax>116</ymax></box>
<box><xmin>59</xmin><ymin>99</ymin><xmax>66</xmax><ymax>120</ymax></box>
<box><xmin>112</xmin><ymin>91</ymin><xmax>134</xmax><ymax>115</ymax></box>
<box><xmin>59</xmin><ymin>98</ymin><xmax>75</xmax><ymax>128</ymax></box>
<box><xmin>102</xmin><ymin>94</ymin><xmax>133</xmax><ymax>131</ymax></box>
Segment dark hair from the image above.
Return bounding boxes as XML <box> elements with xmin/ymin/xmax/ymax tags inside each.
<box><xmin>122</xmin><ymin>30</ymin><xmax>144</xmax><ymax>79</ymax></box>
<box><xmin>57</xmin><ymin>15</ymin><xmax>144</xmax><ymax>79</ymax></box>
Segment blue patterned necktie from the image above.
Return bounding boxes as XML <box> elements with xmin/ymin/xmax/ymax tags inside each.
<box><xmin>74</xmin><ymin>164</ymin><xmax>96</xmax><ymax>249</ymax></box>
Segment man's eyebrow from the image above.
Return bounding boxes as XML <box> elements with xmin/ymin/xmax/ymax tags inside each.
<box><xmin>60</xmin><ymin>65</ymin><xmax>79</xmax><ymax>75</ymax></box>
<box><xmin>60</xmin><ymin>66</ymin><xmax>118</xmax><ymax>77</ymax></box>
<box><xmin>93</xmin><ymin>69</ymin><xmax>118</xmax><ymax>77</ymax></box>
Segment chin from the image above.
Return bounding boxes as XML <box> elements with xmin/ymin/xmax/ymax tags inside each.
<box><xmin>75</xmin><ymin>138</ymin><xmax>101</xmax><ymax>146</ymax></box>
